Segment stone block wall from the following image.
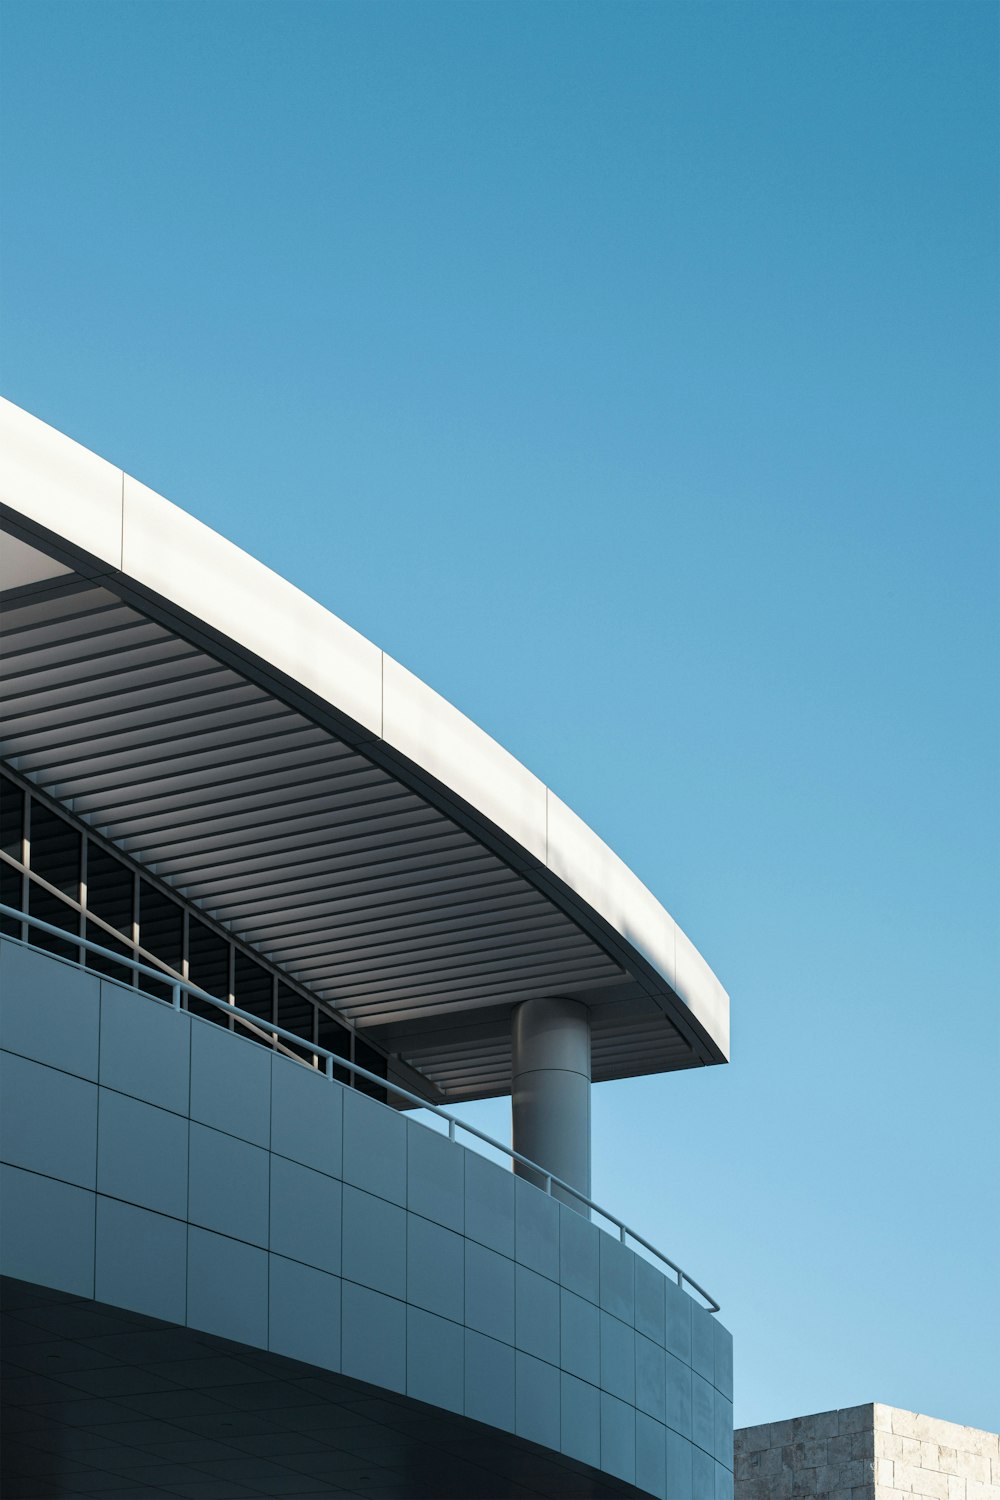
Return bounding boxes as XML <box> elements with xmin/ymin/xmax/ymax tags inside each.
<box><xmin>735</xmin><ymin>1404</ymin><xmax>999</xmax><ymax>1500</ymax></box>
<box><xmin>871</xmin><ymin>1404</ymin><xmax>999</xmax><ymax>1500</ymax></box>
<box><xmin>736</xmin><ymin>1404</ymin><xmax>875</xmax><ymax>1499</ymax></box>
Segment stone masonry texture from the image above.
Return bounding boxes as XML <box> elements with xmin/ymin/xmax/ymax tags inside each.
<box><xmin>734</xmin><ymin>1404</ymin><xmax>999</xmax><ymax>1500</ymax></box>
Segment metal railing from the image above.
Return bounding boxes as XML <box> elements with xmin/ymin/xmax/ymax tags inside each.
<box><xmin>0</xmin><ymin>902</ymin><xmax>720</xmax><ymax>1312</ymax></box>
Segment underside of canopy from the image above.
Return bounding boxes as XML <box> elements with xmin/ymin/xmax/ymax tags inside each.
<box><xmin>0</xmin><ymin>399</ymin><xmax>729</xmax><ymax>1104</ymax></box>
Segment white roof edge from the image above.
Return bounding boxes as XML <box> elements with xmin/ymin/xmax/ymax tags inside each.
<box><xmin>0</xmin><ymin>396</ymin><xmax>730</xmax><ymax>1060</ymax></box>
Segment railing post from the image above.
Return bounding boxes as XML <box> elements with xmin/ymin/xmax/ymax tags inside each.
<box><xmin>544</xmin><ymin>1174</ymin><xmax>552</xmax><ymax>1195</ymax></box>
<box><xmin>172</xmin><ymin>982</ymin><xmax>181</xmax><ymax>1010</ymax></box>
<box><xmin>448</xmin><ymin>1118</ymin><xmax>456</xmax><ymax>1142</ymax></box>
<box><xmin>325</xmin><ymin>1054</ymin><xmax>334</xmax><ymax>1080</ymax></box>
<box><xmin>619</xmin><ymin>1224</ymin><xmax>627</xmax><ymax>1244</ymax></box>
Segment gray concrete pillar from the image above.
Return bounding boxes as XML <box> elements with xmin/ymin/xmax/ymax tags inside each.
<box><xmin>511</xmin><ymin>996</ymin><xmax>591</xmax><ymax>1211</ymax></box>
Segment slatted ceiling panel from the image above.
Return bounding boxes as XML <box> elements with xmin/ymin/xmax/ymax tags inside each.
<box><xmin>225</xmin><ymin>874</ymin><xmax>527</xmax><ymax>942</ymax></box>
<box><xmin>195</xmin><ymin>857</ymin><xmax>494</xmax><ymax>920</ymax></box>
<box><xmin>101</xmin><ymin>782</ymin><xmax>406</xmax><ymax>847</ymax></box>
<box><xmin>124</xmin><ymin>799</ymin><xmax>446</xmax><ymax>864</ymax></box>
<box><xmin>335</xmin><ymin>939</ymin><xmax>621</xmax><ymax>995</ymax></box>
<box><xmin>409</xmin><ymin>1052</ymin><xmax>514</xmax><ymax>1092</ymax></box>
<box><xmin>33</xmin><ymin>664</ymin><xmax>246</xmax><ymax>721</ymax></box>
<box><xmin>0</xmin><ymin>636</ymin><xmax>182</xmax><ymax>693</ymax></box>
<box><xmin>299</xmin><ymin>923</ymin><xmax>600</xmax><ymax>981</ymax></box>
<box><xmin>14</xmin><ymin>678</ymin><xmax>241</xmax><ymax>737</ymax></box>
<box><xmin>235</xmin><ymin>870</ymin><xmax>533</xmax><ymax>928</ymax></box>
<box><xmin>1</xmin><ymin>580</ymin><xmax>104</xmax><ymax>612</ymax></box>
<box><xmin>100</xmin><ymin>768</ymin><xmax>389</xmax><ymax>840</ymax></box>
<box><xmin>72</xmin><ymin>735</ymin><xmax>351</xmax><ymax>808</ymax></box>
<box><xmin>15</xmin><ymin>702</ymin><xmax>297</xmax><ymax>776</ymax></box>
<box><xmin>595</xmin><ymin>1052</ymin><xmax>699</xmax><ymax>1083</ymax></box>
<box><xmin>55</xmin><ymin>724</ymin><xmax>332</xmax><ymax>796</ymax></box>
<box><xmin>3</xmin><ymin>640</ymin><xmax>198</xmax><ymax>701</ymax></box>
<box><xmin>6</xmin><ymin>636</ymin><xmax>207</xmax><ymax>686</ymax></box>
<box><xmin>30</xmin><ymin>718</ymin><xmax>310</xmax><ymax>790</ymax></box>
<box><xmin>4</xmin><ymin>611</ymin><xmax>155</xmax><ymax>658</ymax></box>
<box><xmin>158</xmin><ymin>787</ymin><xmax>468</xmax><ymax>848</ymax></box>
<box><xmin>325</xmin><ymin>924</ymin><xmax>588</xmax><ymax>975</ymax></box>
<box><xmin>594</xmin><ymin>1033</ymin><xmax>687</xmax><ymax>1067</ymax></box>
<box><xmin>180</xmin><ymin>810</ymin><xmax>459</xmax><ymax>866</ymax></box>
<box><xmin>237</xmin><ymin>853</ymin><xmax>507</xmax><ymax>918</ymax></box>
<box><xmin>0</xmin><ymin>564</ymin><xmax>700</xmax><ymax>1101</ymax></box>
<box><xmin>264</xmin><ymin>877</ymin><xmax>554</xmax><ymax>937</ymax></box>
<box><xmin>221</xmin><ymin>864</ymin><xmax>526</xmax><ymax>927</ymax></box>
<box><xmin>330</xmin><ymin>970</ymin><xmax>622</xmax><ymax>1021</ymax></box>
<box><xmin>392</xmin><ymin>993</ymin><xmax>693</xmax><ymax>1096</ymax></box>
<box><xmin>104</xmin><ymin>761</ymin><xmax>400</xmax><ymax>828</ymax></box>
<box><xmin>340</xmin><ymin>973</ymin><xmax>625</xmax><ymax>1030</ymax></box>
<box><xmin>284</xmin><ymin>938</ymin><xmax>611</xmax><ymax>996</ymax></box>
<box><xmin>9</xmin><ymin>677</ymin><xmax>265</xmax><ymax>740</ymax></box>
<box><xmin>380</xmin><ymin>998</ymin><xmax>698</xmax><ymax>1097</ymax></box>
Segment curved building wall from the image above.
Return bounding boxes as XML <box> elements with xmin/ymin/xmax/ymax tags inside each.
<box><xmin>0</xmin><ymin>938</ymin><xmax>733</xmax><ymax>1500</ymax></box>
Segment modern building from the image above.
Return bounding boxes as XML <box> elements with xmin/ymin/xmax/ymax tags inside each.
<box><xmin>734</xmin><ymin>1405</ymin><xmax>1000</xmax><ymax>1500</ymax></box>
<box><xmin>0</xmin><ymin>397</ymin><xmax>733</xmax><ymax>1500</ymax></box>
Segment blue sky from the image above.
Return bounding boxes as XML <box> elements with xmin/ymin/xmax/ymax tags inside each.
<box><xmin>2</xmin><ymin>0</ymin><xmax>997</xmax><ymax>1432</ymax></box>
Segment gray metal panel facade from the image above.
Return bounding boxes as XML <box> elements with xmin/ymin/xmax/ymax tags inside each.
<box><xmin>0</xmin><ymin>938</ymin><xmax>733</xmax><ymax>1499</ymax></box>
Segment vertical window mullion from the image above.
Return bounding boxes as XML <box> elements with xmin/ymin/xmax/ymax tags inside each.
<box><xmin>181</xmin><ymin>907</ymin><xmax>189</xmax><ymax>1010</ymax></box>
<box><xmin>21</xmin><ymin>795</ymin><xmax>30</xmax><ymax>943</ymax></box>
<box><xmin>132</xmin><ymin>870</ymin><xmax>140</xmax><ymax>986</ymax></box>
<box><xmin>79</xmin><ymin>833</ymin><xmax>88</xmax><ymax>964</ymax></box>
<box><xmin>0</xmin><ymin>774</ymin><xmax>27</xmax><ymax>939</ymax></box>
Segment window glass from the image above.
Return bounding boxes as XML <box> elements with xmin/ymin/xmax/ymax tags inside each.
<box><xmin>138</xmin><ymin>881</ymin><xmax>183</xmax><ymax>969</ymax></box>
<box><xmin>355</xmin><ymin>1037</ymin><xmax>388</xmax><ymax>1104</ymax></box>
<box><xmin>233</xmin><ymin>950</ymin><xmax>273</xmax><ymax>1047</ymax></box>
<box><xmin>28</xmin><ymin>881</ymin><xmax>78</xmax><ymax>960</ymax></box>
<box><xmin>137</xmin><ymin>880</ymin><xmax>183</xmax><ymax>1000</ymax></box>
<box><xmin>187</xmin><ymin>917</ymin><xmax>230</xmax><ymax>1025</ymax></box>
<box><xmin>0</xmin><ymin>774</ymin><xmax>24</xmax><ymax>933</ymax></box>
<box><xmin>277</xmin><ymin>982</ymin><xmax>316</xmax><ymax>1063</ymax></box>
<box><xmin>85</xmin><ymin>918</ymin><xmax>133</xmax><ymax>985</ymax></box>
<box><xmin>234</xmin><ymin>951</ymin><xmax>272</xmax><ymax>1017</ymax></box>
<box><xmin>30</xmin><ymin>801</ymin><xmax>80</xmax><ymax>899</ymax></box>
<box><xmin>0</xmin><ymin>774</ymin><xmax>24</xmax><ymax>859</ymax></box>
<box><xmin>0</xmin><ymin>860</ymin><xmax>21</xmax><ymax>935</ymax></box>
<box><xmin>86</xmin><ymin>844</ymin><xmax>133</xmax><ymax>938</ymax></box>
<box><xmin>317</xmin><ymin>1009</ymin><xmax>351</xmax><ymax>1085</ymax></box>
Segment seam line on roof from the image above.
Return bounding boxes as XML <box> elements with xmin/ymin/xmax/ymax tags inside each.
<box><xmin>545</xmin><ymin>786</ymin><xmax>549</xmax><ymax>870</ymax></box>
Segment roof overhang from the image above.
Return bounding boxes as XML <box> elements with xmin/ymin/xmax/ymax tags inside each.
<box><xmin>0</xmin><ymin>398</ymin><xmax>729</xmax><ymax>1102</ymax></box>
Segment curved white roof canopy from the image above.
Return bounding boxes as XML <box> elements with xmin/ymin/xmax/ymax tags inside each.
<box><xmin>0</xmin><ymin>398</ymin><xmax>729</xmax><ymax>1101</ymax></box>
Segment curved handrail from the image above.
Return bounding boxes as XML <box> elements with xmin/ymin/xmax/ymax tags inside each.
<box><xmin>0</xmin><ymin>902</ymin><xmax>720</xmax><ymax>1312</ymax></box>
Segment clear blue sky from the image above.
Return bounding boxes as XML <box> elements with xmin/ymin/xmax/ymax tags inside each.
<box><xmin>2</xmin><ymin>0</ymin><xmax>997</xmax><ymax>1433</ymax></box>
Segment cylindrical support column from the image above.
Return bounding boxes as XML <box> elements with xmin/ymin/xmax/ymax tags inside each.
<box><xmin>511</xmin><ymin>996</ymin><xmax>591</xmax><ymax>1211</ymax></box>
